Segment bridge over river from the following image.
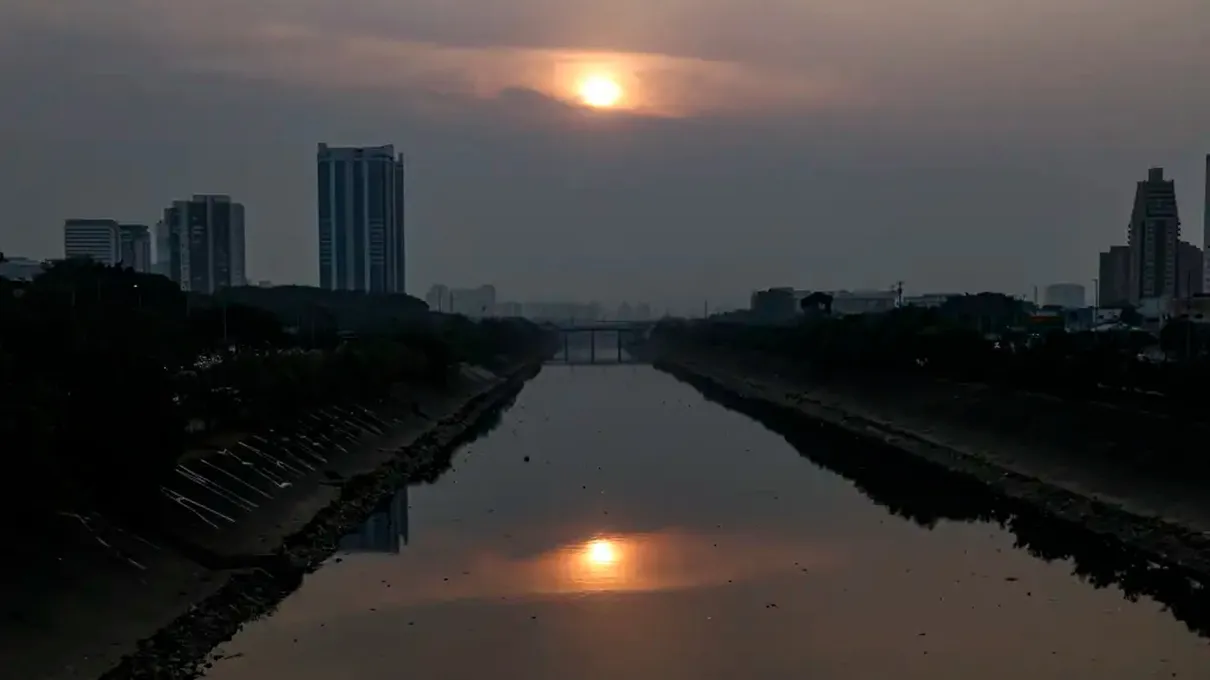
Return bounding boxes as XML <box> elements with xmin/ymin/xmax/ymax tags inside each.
<box><xmin>543</xmin><ymin>320</ymin><xmax>655</xmax><ymax>364</ymax></box>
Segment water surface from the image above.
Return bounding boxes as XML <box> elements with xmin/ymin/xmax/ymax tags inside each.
<box><xmin>205</xmin><ymin>364</ymin><xmax>1209</xmax><ymax>679</ymax></box>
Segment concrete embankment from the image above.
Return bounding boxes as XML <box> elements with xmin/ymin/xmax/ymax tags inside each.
<box><xmin>5</xmin><ymin>360</ymin><xmax>542</xmax><ymax>680</ymax></box>
<box><xmin>651</xmin><ymin>349</ymin><xmax>1210</xmax><ymax>580</ymax></box>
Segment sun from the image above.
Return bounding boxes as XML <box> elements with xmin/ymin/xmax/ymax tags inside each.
<box><xmin>578</xmin><ymin>76</ymin><xmax>623</xmax><ymax>108</ymax></box>
<box><xmin>585</xmin><ymin>539</ymin><xmax>617</xmax><ymax>565</ymax></box>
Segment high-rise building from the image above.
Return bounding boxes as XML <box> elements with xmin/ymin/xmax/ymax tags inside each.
<box><xmin>64</xmin><ymin>218</ymin><xmax>120</xmax><ymax>264</ymax></box>
<box><xmin>425</xmin><ymin>284</ymin><xmax>450</xmax><ymax>312</ymax></box>
<box><xmin>158</xmin><ymin>195</ymin><xmax>246</xmax><ymax>293</ymax></box>
<box><xmin>1177</xmin><ymin>240</ymin><xmax>1204</xmax><ymax>298</ymax></box>
<box><xmin>1203</xmin><ymin>154</ymin><xmax>1210</xmax><ymax>294</ymax></box>
<box><xmin>117</xmin><ymin>224</ymin><xmax>152</xmax><ymax>273</ymax></box>
<box><xmin>427</xmin><ymin>284</ymin><xmax>496</xmax><ymax>317</ymax></box>
<box><xmin>317</xmin><ymin>143</ymin><xmax>406</xmax><ymax>293</ymax></box>
<box><xmin>1098</xmin><ymin>245</ymin><xmax>1131</xmax><ymax>307</ymax></box>
<box><xmin>1043</xmin><ymin>283</ymin><xmax>1086</xmax><ymax>309</ymax></box>
<box><xmin>1127</xmin><ymin>167</ymin><xmax>1180</xmax><ymax>303</ymax></box>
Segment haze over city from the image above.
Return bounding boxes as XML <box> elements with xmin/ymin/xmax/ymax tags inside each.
<box><xmin>2</xmin><ymin>0</ymin><xmax>1208</xmax><ymax>312</ymax></box>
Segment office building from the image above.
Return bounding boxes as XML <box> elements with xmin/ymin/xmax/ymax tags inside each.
<box><xmin>1043</xmin><ymin>283</ymin><xmax>1086</xmax><ymax>309</ymax></box>
<box><xmin>157</xmin><ymin>195</ymin><xmax>246</xmax><ymax>293</ymax></box>
<box><xmin>1127</xmin><ymin>167</ymin><xmax>1180</xmax><ymax>303</ymax></box>
<box><xmin>452</xmin><ymin>285</ymin><xmax>495</xmax><ymax>317</ymax></box>
<box><xmin>750</xmin><ymin>287</ymin><xmax>799</xmax><ymax>322</ymax></box>
<box><xmin>828</xmin><ymin>289</ymin><xmax>899</xmax><ymax>315</ymax></box>
<box><xmin>427</xmin><ymin>284</ymin><xmax>498</xmax><ymax>317</ymax></box>
<box><xmin>1178</xmin><ymin>240</ymin><xmax>1204</xmax><ymax>297</ymax></box>
<box><xmin>495</xmin><ymin>301</ymin><xmax>524</xmax><ymax>317</ymax></box>
<box><xmin>64</xmin><ymin>219</ymin><xmax>120</xmax><ymax>264</ymax></box>
<box><xmin>903</xmin><ymin>293</ymin><xmax>958</xmax><ymax>308</ymax></box>
<box><xmin>117</xmin><ymin>224</ymin><xmax>152</xmax><ymax>273</ymax></box>
<box><xmin>1098</xmin><ymin>245</ymin><xmax>1131</xmax><ymax>307</ymax></box>
<box><xmin>425</xmin><ymin>284</ymin><xmax>450</xmax><ymax>312</ymax></box>
<box><xmin>1204</xmin><ymin>154</ymin><xmax>1210</xmax><ymax>294</ymax></box>
<box><xmin>317</xmin><ymin>143</ymin><xmax>406</xmax><ymax>293</ymax></box>
<box><xmin>524</xmin><ymin>301</ymin><xmax>602</xmax><ymax>322</ymax></box>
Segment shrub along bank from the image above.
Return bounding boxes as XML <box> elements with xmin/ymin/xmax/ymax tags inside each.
<box><xmin>649</xmin><ymin>301</ymin><xmax>1210</xmax><ymax>483</ymax></box>
<box><xmin>0</xmin><ymin>259</ymin><xmax>552</xmax><ymax>523</ymax></box>
<box><xmin>652</xmin><ymin>296</ymin><xmax>1210</xmax><ymax>410</ymax></box>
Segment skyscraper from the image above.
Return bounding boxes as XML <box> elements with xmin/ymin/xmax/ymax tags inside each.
<box><xmin>158</xmin><ymin>195</ymin><xmax>246</xmax><ymax>293</ymax></box>
<box><xmin>1203</xmin><ymin>154</ymin><xmax>1209</xmax><ymax>294</ymax></box>
<box><xmin>63</xmin><ymin>218</ymin><xmax>120</xmax><ymax>264</ymax></box>
<box><xmin>1178</xmin><ymin>240</ymin><xmax>1204</xmax><ymax>298</ymax></box>
<box><xmin>117</xmin><ymin>224</ymin><xmax>152</xmax><ymax>273</ymax></box>
<box><xmin>317</xmin><ymin>143</ymin><xmax>406</xmax><ymax>293</ymax></box>
<box><xmin>1098</xmin><ymin>245</ymin><xmax>1131</xmax><ymax>307</ymax></box>
<box><xmin>1127</xmin><ymin>167</ymin><xmax>1180</xmax><ymax>303</ymax></box>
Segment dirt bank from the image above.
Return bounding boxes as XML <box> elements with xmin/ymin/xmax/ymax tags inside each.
<box><xmin>5</xmin><ymin>361</ymin><xmax>541</xmax><ymax>680</ymax></box>
<box><xmin>652</xmin><ymin>351</ymin><xmax>1210</xmax><ymax>579</ymax></box>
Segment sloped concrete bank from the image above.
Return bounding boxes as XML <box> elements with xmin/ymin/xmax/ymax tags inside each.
<box><xmin>10</xmin><ymin>361</ymin><xmax>540</xmax><ymax>680</ymax></box>
<box><xmin>653</xmin><ymin>354</ymin><xmax>1210</xmax><ymax>582</ymax></box>
<box><xmin>662</xmin><ymin>363</ymin><xmax>1210</xmax><ymax>638</ymax></box>
<box><xmin>98</xmin><ymin>360</ymin><xmax>539</xmax><ymax>679</ymax></box>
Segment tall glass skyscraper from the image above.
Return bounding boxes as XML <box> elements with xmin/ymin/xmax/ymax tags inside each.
<box><xmin>157</xmin><ymin>195</ymin><xmax>246</xmax><ymax>293</ymax></box>
<box><xmin>316</xmin><ymin>143</ymin><xmax>406</xmax><ymax>293</ymax></box>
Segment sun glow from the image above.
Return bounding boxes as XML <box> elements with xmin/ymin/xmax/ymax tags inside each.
<box><xmin>585</xmin><ymin>539</ymin><xmax>618</xmax><ymax>565</ymax></box>
<box><xmin>578</xmin><ymin>75</ymin><xmax>623</xmax><ymax>108</ymax></box>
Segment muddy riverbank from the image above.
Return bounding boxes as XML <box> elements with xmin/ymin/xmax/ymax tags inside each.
<box><xmin>5</xmin><ymin>361</ymin><xmax>541</xmax><ymax>680</ymax></box>
<box><xmin>650</xmin><ymin>352</ymin><xmax>1210</xmax><ymax>581</ymax></box>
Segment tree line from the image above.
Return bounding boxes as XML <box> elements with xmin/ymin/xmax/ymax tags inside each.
<box><xmin>0</xmin><ymin>259</ymin><xmax>552</xmax><ymax>521</ymax></box>
<box><xmin>653</xmin><ymin>292</ymin><xmax>1210</xmax><ymax>408</ymax></box>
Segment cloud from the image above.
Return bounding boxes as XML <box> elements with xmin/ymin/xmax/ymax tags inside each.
<box><xmin>0</xmin><ymin>0</ymin><xmax>1207</xmax><ymax>306</ymax></box>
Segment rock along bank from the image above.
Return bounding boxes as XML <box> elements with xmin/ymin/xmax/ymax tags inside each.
<box><xmin>647</xmin><ymin>346</ymin><xmax>1210</xmax><ymax>584</ymax></box>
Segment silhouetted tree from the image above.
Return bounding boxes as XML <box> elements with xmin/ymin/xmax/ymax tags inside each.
<box><xmin>1119</xmin><ymin>305</ymin><xmax>1144</xmax><ymax>327</ymax></box>
<box><xmin>799</xmin><ymin>291</ymin><xmax>833</xmax><ymax>316</ymax></box>
<box><xmin>0</xmin><ymin>260</ymin><xmax>551</xmax><ymax>522</ymax></box>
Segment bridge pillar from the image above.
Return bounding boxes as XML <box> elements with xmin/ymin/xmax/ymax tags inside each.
<box><xmin>590</xmin><ymin>330</ymin><xmax>596</xmax><ymax>362</ymax></box>
<box><xmin>617</xmin><ymin>330</ymin><xmax>623</xmax><ymax>362</ymax></box>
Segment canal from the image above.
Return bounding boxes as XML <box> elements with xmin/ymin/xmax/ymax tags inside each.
<box><xmin>204</xmin><ymin>364</ymin><xmax>1209</xmax><ymax>679</ymax></box>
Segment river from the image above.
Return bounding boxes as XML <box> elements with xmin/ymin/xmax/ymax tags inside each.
<box><xmin>203</xmin><ymin>362</ymin><xmax>1209</xmax><ymax>679</ymax></box>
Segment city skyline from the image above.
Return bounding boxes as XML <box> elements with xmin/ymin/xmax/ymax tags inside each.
<box><xmin>1</xmin><ymin>1</ymin><xmax>1209</xmax><ymax>311</ymax></box>
<box><xmin>27</xmin><ymin>149</ymin><xmax>1210</xmax><ymax>312</ymax></box>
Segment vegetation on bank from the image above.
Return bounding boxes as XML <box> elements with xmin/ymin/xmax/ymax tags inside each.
<box><xmin>0</xmin><ymin>259</ymin><xmax>552</xmax><ymax>519</ymax></box>
<box><xmin>669</xmin><ymin>367</ymin><xmax>1210</xmax><ymax>639</ymax></box>
<box><xmin>653</xmin><ymin>292</ymin><xmax>1210</xmax><ymax>404</ymax></box>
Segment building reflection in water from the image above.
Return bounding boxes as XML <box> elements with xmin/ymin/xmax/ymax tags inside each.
<box><xmin>338</xmin><ymin>487</ymin><xmax>410</xmax><ymax>554</ymax></box>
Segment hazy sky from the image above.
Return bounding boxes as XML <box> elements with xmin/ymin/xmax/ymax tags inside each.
<box><xmin>2</xmin><ymin>0</ymin><xmax>1208</xmax><ymax>311</ymax></box>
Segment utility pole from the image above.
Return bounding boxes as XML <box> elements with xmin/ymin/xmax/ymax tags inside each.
<box><xmin>894</xmin><ymin>280</ymin><xmax>904</xmax><ymax>307</ymax></box>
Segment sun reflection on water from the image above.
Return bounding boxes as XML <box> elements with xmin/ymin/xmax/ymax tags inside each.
<box><xmin>560</xmin><ymin>536</ymin><xmax>635</xmax><ymax>590</ymax></box>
